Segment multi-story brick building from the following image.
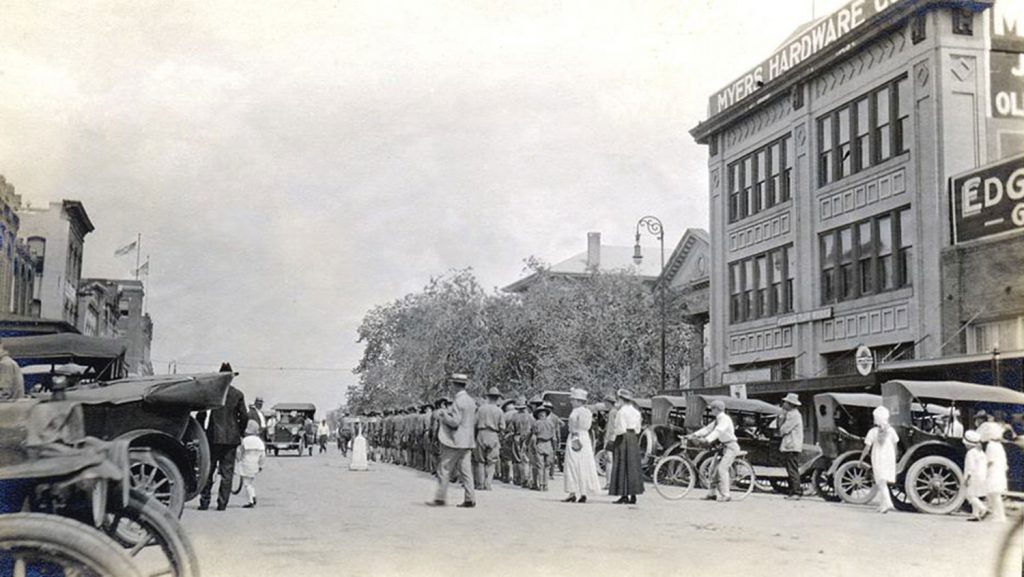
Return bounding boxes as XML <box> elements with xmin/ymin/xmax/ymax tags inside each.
<box><xmin>690</xmin><ymin>0</ymin><xmax>1023</xmax><ymax>395</ymax></box>
<box><xmin>17</xmin><ymin>200</ymin><xmax>94</xmax><ymax>326</ymax></box>
<box><xmin>77</xmin><ymin>278</ymin><xmax>153</xmax><ymax>375</ymax></box>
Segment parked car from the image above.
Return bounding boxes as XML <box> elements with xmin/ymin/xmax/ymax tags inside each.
<box><xmin>269</xmin><ymin>403</ymin><xmax>317</xmax><ymax>456</ymax></box>
<box><xmin>814</xmin><ymin>392</ymin><xmax>884</xmax><ymax>502</ymax></box>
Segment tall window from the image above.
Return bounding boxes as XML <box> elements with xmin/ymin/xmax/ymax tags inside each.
<box><xmin>816</xmin><ymin>74</ymin><xmax>910</xmax><ymax>187</ymax></box>
<box><xmin>969</xmin><ymin>317</ymin><xmax>1023</xmax><ymax>354</ymax></box>
<box><xmin>729</xmin><ymin>244</ymin><xmax>793</xmax><ymax>324</ymax></box>
<box><xmin>727</xmin><ymin>134</ymin><xmax>792</xmax><ymax>223</ymax></box>
<box><xmin>820</xmin><ymin>207</ymin><xmax>912</xmax><ymax>304</ymax></box>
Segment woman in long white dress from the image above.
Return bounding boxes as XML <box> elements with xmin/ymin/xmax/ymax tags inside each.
<box><xmin>562</xmin><ymin>388</ymin><xmax>602</xmax><ymax>503</ymax></box>
<box><xmin>859</xmin><ymin>405</ymin><xmax>899</xmax><ymax>513</ymax></box>
<box><xmin>349</xmin><ymin>422</ymin><xmax>369</xmax><ymax>471</ymax></box>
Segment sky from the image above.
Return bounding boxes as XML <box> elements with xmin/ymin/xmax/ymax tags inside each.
<box><xmin>0</xmin><ymin>0</ymin><xmax>846</xmax><ymax>413</ymax></box>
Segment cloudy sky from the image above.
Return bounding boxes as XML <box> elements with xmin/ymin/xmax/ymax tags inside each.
<box><xmin>0</xmin><ymin>0</ymin><xmax>844</xmax><ymax>412</ymax></box>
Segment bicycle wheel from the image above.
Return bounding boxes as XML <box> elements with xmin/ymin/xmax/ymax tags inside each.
<box><xmin>730</xmin><ymin>458</ymin><xmax>756</xmax><ymax>501</ymax></box>
<box><xmin>653</xmin><ymin>456</ymin><xmax>696</xmax><ymax>500</ymax></box>
<box><xmin>0</xmin><ymin>513</ymin><xmax>143</xmax><ymax>577</ymax></box>
<box><xmin>995</xmin><ymin>518</ymin><xmax>1023</xmax><ymax>577</ymax></box>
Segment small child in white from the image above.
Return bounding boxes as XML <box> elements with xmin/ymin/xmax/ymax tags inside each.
<box><xmin>979</xmin><ymin>421</ymin><xmax>1008</xmax><ymax>523</ymax></box>
<box><xmin>237</xmin><ymin>420</ymin><xmax>266</xmax><ymax>508</ymax></box>
<box><xmin>962</xmin><ymin>429</ymin><xmax>988</xmax><ymax>521</ymax></box>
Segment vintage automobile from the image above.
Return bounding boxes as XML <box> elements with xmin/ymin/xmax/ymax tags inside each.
<box><xmin>683</xmin><ymin>395</ymin><xmax>822</xmax><ymax>494</ymax></box>
<box><xmin>813</xmin><ymin>392</ymin><xmax>884</xmax><ymax>501</ymax></box>
<box><xmin>269</xmin><ymin>403</ymin><xmax>317</xmax><ymax>456</ymax></box>
<box><xmin>883</xmin><ymin>380</ymin><xmax>1024</xmax><ymax>514</ymax></box>
<box><xmin>0</xmin><ymin>398</ymin><xmax>199</xmax><ymax>577</ymax></box>
<box><xmin>638</xmin><ymin>395</ymin><xmax>688</xmax><ymax>476</ymax></box>
<box><xmin>8</xmin><ymin>334</ymin><xmax>234</xmax><ymax>517</ymax></box>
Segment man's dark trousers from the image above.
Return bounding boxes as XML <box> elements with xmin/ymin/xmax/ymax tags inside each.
<box><xmin>200</xmin><ymin>444</ymin><xmax>237</xmax><ymax>509</ymax></box>
<box><xmin>783</xmin><ymin>452</ymin><xmax>801</xmax><ymax>496</ymax></box>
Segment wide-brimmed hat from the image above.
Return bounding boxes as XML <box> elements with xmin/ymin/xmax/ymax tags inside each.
<box><xmin>570</xmin><ymin>388</ymin><xmax>588</xmax><ymax>402</ymax></box>
<box><xmin>781</xmin><ymin>393</ymin><xmax>801</xmax><ymax>407</ymax></box>
<box><xmin>486</xmin><ymin>387</ymin><xmax>502</xmax><ymax>398</ymax></box>
<box><xmin>533</xmin><ymin>405</ymin><xmax>551</xmax><ymax>418</ymax></box>
<box><xmin>434</xmin><ymin>397</ymin><xmax>452</xmax><ymax>409</ymax></box>
<box><xmin>616</xmin><ymin>388</ymin><xmax>636</xmax><ymax>402</ymax></box>
<box><xmin>602</xmin><ymin>393</ymin><xmax>616</xmax><ymax>404</ymax></box>
<box><xmin>709</xmin><ymin>399</ymin><xmax>726</xmax><ymax>411</ymax></box>
<box><xmin>500</xmin><ymin>398</ymin><xmax>517</xmax><ymax>410</ymax></box>
<box><xmin>245</xmin><ymin>420</ymin><xmax>260</xmax><ymax>435</ymax></box>
<box><xmin>978</xmin><ymin>421</ymin><xmax>1005</xmax><ymax>442</ymax></box>
<box><xmin>448</xmin><ymin>373</ymin><xmax>470</xmax><ymax>385</ymax></box>
<box><xmin>963</xmin><ymin>429</ymin><xmax>981</xmax><ymax>447</ymax></box>
<box><xmin>528</xmin><ymin>395</ymin><xmax>543</xmax><ymax>406</ymax></box>
<box><xmin>872</xmin><ymin>405</ymin><xmax>890</xmax><ymax>426</ymax></box>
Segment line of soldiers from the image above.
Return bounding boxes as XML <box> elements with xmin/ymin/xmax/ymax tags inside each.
<box><xmin>360</xmin><ymin>389</ymin><xmax>581</xmax><ymax>491</ymax></box>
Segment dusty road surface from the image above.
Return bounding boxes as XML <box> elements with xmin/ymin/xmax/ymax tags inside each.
<box><xmin>182</xmin><ymin>450</ymin><xmax>1020</xmax><ymax>577</ymax></box>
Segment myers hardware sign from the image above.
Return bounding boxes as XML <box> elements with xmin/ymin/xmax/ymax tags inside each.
<box><xmin>949</xmin><ymin>153</ymin><xmax>1024</xmax><ymax>243</ymax></box>
<box><xmin>708</xmin><ymin>0</ymin><xmax>907</xmax><ymax>117</ymax></box>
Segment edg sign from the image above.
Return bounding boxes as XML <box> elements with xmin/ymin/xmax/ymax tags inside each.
<box><xmin>950</xmin><ymin>154</ymin><xmax>1024</xmax><ymax>243</ymax></box>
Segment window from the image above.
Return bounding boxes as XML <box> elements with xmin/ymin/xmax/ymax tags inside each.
<box><xmin>727</xmin><ymin>134</ymin><xmax>792</xmax><ymax>223</ymax></box>
<box><xmin>818</xmin><ymin>117</ymin><xmax>833</xmax><ymax>186</ymax></box>
<box><xmin>820</xmin><ymin>207</ymin><xmax>912</xmax><ymax>304</ymax></box>
<box><xmin>815</xmin><ymin>74</ymin><xmax>909</xmax><ymax>187</ymax></box>
<box><xmin>969</xmin><ymin>317</ymin><xmax>1023</xmax><ymax>354</ymax></box>
<box><xmin>729</xmin><ymin>244</ymin><xmax>793</xmax><ymax>324</ymax></box>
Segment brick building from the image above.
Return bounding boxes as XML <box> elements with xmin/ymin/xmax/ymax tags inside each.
<box><xmin>689</xmin><ymin>0</ymin><xmax>1023</xmax><ymax>394</ymax></box>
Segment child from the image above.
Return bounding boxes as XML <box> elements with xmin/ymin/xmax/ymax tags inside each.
<box><xmin>859</xmin><ymin>405</ymin><xmax>899</xmax><ymax>514</ymax></box>
<box><xmin>237</xmin><ymin>419</ymin><xmax>266</xmax><ymax>508</ymax></box>
<box><xmin>979</xmin><ymin>421</ymin><xmax>1008</xmax><ymax>523</ymax></box>
<box><xmin>962</xmin><ymin>429</ymin><xmax>988</xmax><ymax>521</ymax></box>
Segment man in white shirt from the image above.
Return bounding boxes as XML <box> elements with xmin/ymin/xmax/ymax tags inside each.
<box><xmin>689</xmin><ymin>399</ymin><xmax>740</xmax><ymax>502</ymax></box>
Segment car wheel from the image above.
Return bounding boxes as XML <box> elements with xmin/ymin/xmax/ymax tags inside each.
<box><xmin>833</xmin><ymin>460</ymin><xmax>876</xmax><ymax>505</ymax></box>
<box><xmin>129</xmin><ymin>451</ymin><xmax>186</xmax><ymax>518</ymax></box>
<box><xmin>104</xmin><ymin>490</ymin><xmax>200</xmax><ymax>577</ymax></box>
<box><xmin>906</xmin><ymin>455</ymin><xmax>965</xmax><ymax>515</ymax></box>
<box><xmin>812</xmin><ymin>469</ymin><xmax>840</xmax><ymax>502</ymax></box>
<box><xmin>0</xmin><ymin>513</ymin><xmax>143</xmax><ymax>577</ymax></box>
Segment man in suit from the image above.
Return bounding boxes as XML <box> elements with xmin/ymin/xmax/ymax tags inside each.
<box><xmin>247</xmin><ymin>396</ymin><xmax>267</xmax><ymax>439</ymax></box>
<box><xmin>428</xmin><ymin>373</ymin><xmax>477</xmax><ymax>508</ymax></box>
<box><xmin>197</xmin><ymin>362</ymin><xmax>248</xmax><ymax>511</ymax></box>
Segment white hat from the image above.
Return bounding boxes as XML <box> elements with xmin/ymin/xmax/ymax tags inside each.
<box><xmin>963</xmin><ymin>430</ymin><xmax>981</xmax><ymax>447</ymax></box>
<box><xmin>872</xmin><ymin>405</ymin><xmax>890</xmax><ymax>427</ymax></box>
<box><xmin>977</xmin><ymin>421</ymin><xmax>1004</xmax><ymax>443</ymax></box>
<box><xmin>781</xmin><ymin>393</ymin><xmax>801</xmax><ymax>407</ymax></box>
<box><xmin>570</xmin><ymin>388</ymin><xmax>588</xmax><ymax>402</ymax></box>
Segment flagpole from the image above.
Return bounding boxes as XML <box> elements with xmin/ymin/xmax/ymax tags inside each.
<box><xmin>143</xmin><ymin>254</ymin><xmax>149</xmax><ymax>315</ymax></box>
<box><xmin>134</xmin><ymin>233</ymin><xmax>141</xmax><ymax>280</ymax></box>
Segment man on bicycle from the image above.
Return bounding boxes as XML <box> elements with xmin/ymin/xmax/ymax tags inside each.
<box><xmin>688</xmin><ymin>399</ymin><xmax>740</xmax><ymax>502</ymax></box>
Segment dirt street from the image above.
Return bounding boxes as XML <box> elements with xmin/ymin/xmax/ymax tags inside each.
<box><xmin>182</xmin><ymin>450</ymin><xmax>1019</xmax><ymax>577</ymax></box>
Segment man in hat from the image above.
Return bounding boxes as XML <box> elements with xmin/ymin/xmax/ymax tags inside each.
<box><xmin>776</xmin><ymin>393</ymin><xmax>804</xmax><ymax>500</ymax></box>
<box><xmin>197</xmin><ymin>362</ymin><xmax>248</xmax><ymax>510</ymax></box>
<box><xmin>507</xmin><ymin>398</ymin><xmax>534</xmax><ymax>487</ymax></box>
<box><xmin>247</xmin><ymin>397</ymin><xmax>267</xmax><ymax>440</ymax></box>
<box><xmin>545</xmin><ymin>401</ymin><xmax>562</xmax><ymax>478</ymax></box>
<box><xmin>529</xmin><ymin>403</ymin><xmax>557</xmax><ymax>491</ymax></box>
<box><xmin>474</xmin><ymin>387</ymin><xmax>504</xmax><ymax>490</ymax></box>
<box><xmin>688</xmin><ymin>399</ymin><xmax>740</xmax><ymax>502</ymax></box>
<box><xmin>0</xmin><ymin>343</ymin><xmax>24</xmax><ymax>401</ymax></box>
<box><xmin>429</xmin><ymin>374</ymin><xmax>477</xmax><ymax>507</ymax></box>
<box><xmin>498</xmin><ymin>398</ymin><xmax>517</xmax><ymax>483</ymax></box>
<box><xmin>601</xmin><ymin>393</ymin><xmax>618</xmax><ymax>489</ymax></box>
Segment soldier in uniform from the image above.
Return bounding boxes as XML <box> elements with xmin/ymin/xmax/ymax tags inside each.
<box><xmin>474</xmin><ymin>387</ymin><xmax>504</xmax><ymax>491</ymax></box>
<box><xmin>546</xmin><ymin>401</ymin><xmax>562</xmax><ymax>478</ymax></box>
<box><xmin>498</xmin><ymin>398</ymin><xmax>517</xmax><ymax>482</ymax></box>
<box><xmin>507</xmin><ymin>397</ymin><xmax>534</xmax><ymax>487</ymax></box>
<box><xmin>418</xmin><ymin>404</ymin><xmax>432</xmax><ymax>471</ymax></box>
<box><xmin>529</xmin><ymin>403</ymin><xmax>557</xmax><ymax>491</ymax></box>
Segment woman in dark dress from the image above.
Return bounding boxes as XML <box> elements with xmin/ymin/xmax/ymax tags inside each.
<box><xmin>608</xmin><ymin>388</ymin><xmax>644</xmax><ymax>504</ymax></box>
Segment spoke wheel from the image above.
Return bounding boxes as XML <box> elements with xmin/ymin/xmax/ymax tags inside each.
<box><xmin>653</xmin><ymin>456</ymin><xmax>696</xmax><ymax>501</ymax></box>
<box><xmin>813</xmin><ymin>469</ymin><xmax>840</xmax><ymax>502</ymax></box>
<box><xmin>594</xmin><ymin>450</ymin><xmax>611</xmax><ymax>477</ymax></box>
<box><xmin>129</xmin><ymin>451</ymin><xmax>186</xmax><ymax>518</ymax></box>
<box><xmin>104</xmin><ymin>490</ymin><xmax>200</xmax><ymax>577</ymax></box>
<box><xmin>729</xmin><ymin>459</ymin><xmax>756</xmax><ymax>501</ymax></box>
<box><xmin>833</xmin><ymin>460</ymin><xmax>876</xmax><ymax>505</ymax></box>
<box><xmin>906</xmin><ymin>455</ymin><xmax>965</xmax><ymax>515</ymax></box>
<box><xmin>0</xmin><ymin>513</ymin><xmax>143</xmax><ymax>577</ymax></box>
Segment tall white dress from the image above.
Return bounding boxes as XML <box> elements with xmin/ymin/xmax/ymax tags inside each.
<box><xmin>349</xmin><ymin>432</ymin><xmax>369</xmax><ymax>471</ymax></box>
<box><xmin>864</xmin><ymin>425</ymin><xmax>898</xmax><ymax>484</ymax></box>
<box><xmin>563</xmin><ymin>406</ymin><xmax>602</xmax><ymax>496</ymax></box>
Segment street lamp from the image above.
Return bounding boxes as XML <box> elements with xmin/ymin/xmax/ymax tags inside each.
<box><xmin>633</xmin><ymin>215</ymin><xmax>666</xmax><ymax>391</ymax></box>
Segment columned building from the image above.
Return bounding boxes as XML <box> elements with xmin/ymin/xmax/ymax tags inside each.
<box><xmin>690</xmin><ymin>0</ymin><xmax>1023</xmax><ymax>395</ymax></box>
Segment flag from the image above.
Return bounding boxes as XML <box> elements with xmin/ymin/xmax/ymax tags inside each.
<box><xmin>114</xmin><ymin>240</ymin><xmax>137</xmax><ymax>257</ymax></box>
<box><xmin>135</xmin><ymin>261</ymin><xmax>150</xmax><ymax>276</ymax></box>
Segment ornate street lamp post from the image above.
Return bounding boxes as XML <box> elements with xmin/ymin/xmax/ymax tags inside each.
<box><xmin>633</xmin><ymin>216</ymin><xmax>666</xmax><ymax>391</ymax></box>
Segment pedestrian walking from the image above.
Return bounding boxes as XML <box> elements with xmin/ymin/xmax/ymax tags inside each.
<box><xmin>474</xmin><ymin>387</ymin><xmax>504</xmax><ymax>491</ymax></box>
<box><xmin>236</xmin><ymin>420</ymin><xmax>266</xmax><ymax>508</ymax></box>
<box><xmin>317</xmin><ymin>419</ymin><xmax>330</xmax><ymax>454</ymax></box>
<box><xmin>562</xmin><ymin>388</ymin><xmax>601</xmax><ymax>503</ymax></box>
<box><xmin>0</xmin><ymin>343</ymin><xmax>24</xmax><ymax>401</ymax></box>
<box><xmin>350</xmin><ymin>422</ymin><xmax>369</xmax><ymax>471</ymax></box>
<box><xmin>979</xmin><ymin>421</ymin><xmax>1008</xmax><ymax>522</ymax></box>
<box><xmin>962</xmin><ymin>429</ymin><xmax>988</xmax><ymax>521</ymax></box>
<box><xmin>608</xmin><ymin>388</ymin><xmax>644</xmax><ymax>505</ymax></box>
<box><xmin>529</xmin><ymin>403</ymin><xmax>557</xmax><ymax>491</ymax></box>
<box><xmin>776</xmin><ymin>393</ymin><xmax>804</xmax><ymax>499</ymax></box>
<box><xmin>247</xmin><ymin>397</ymin><xmax>267</xmax><ymax>439</ymax></box>
<box><xmin>688</xmin><ymin>399</ymin><xmax>739</xmax><ymax>502</ymax></box>
<box><xmin>197</xmin><ymin>362</ymin><xmax>248</xmax><ymax>511</ymax></box>
<box><xmin>858</xmin><ymin>405</ymin><xmax>898</xmax><ymax>514</ymax></box>
<box><xmin>499</xmin><ymin>398</ymin><xmax>517</xmax><ymax>483</ymax></box>
<box><xmin>428</xmin><ymin>373</ymin><xmax>477</xmax><ymax>508</ymax></box>
<box><xmin>601</xmin><ymin>393</ymin><xmax>618</xmax><ymax>490</ymax></box>
<box><xmin>508</xmin><ymin>398</ymin><xmax>534</xmax><ymax>487</ymax></box>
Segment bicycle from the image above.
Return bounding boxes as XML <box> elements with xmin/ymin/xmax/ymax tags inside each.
<box><xmin>994</xmin><ymin>515</ymin><xmax>1022</xmax><ymax>577</ymax></box>
<box><xmin>653</xmin><ymin>438</ymin><xmax>756</xmax><ymax>501</ymax></box>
